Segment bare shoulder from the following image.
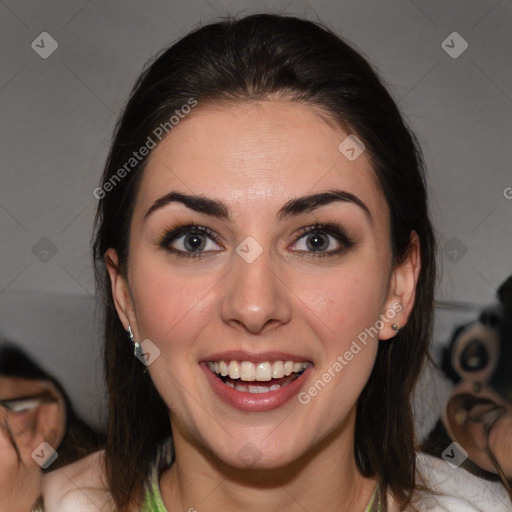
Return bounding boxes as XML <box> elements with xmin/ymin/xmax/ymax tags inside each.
<box><xmin>42</xmin><ymin>450</ymin><xmax>116</xmax><ymax>512</ymax></box>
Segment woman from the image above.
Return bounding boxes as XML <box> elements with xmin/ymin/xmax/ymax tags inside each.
<box><xmin>0</xmin><ymin>342</ymin><xmax>104</xmax><ymax>511</ymax></box>
<box><xmin>42</xmin><ymin>13</ymin><xmax>512</xmax><ymax>512</ymax></box>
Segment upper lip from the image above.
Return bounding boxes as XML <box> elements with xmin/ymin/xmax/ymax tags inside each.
<box><xmin>201</xmin><ymin>350</ymin><xmax>312</xmax><ymax>364</ymax></box>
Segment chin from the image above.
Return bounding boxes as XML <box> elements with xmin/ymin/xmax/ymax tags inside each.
<box><xmin>195</xmin><ymin>428</ymin><xmax>310</xmax><ymax>472</ymax></box>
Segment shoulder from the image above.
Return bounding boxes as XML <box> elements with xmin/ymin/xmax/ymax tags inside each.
<box><xmin>412</xmin><ymin>452</ymin><xmax>512</xmax><ymax>512</ymax></box>
<box><xmin>42</xmin><ymin>450</ymin><xmax>117</xmax><ymax>512</ymax></box>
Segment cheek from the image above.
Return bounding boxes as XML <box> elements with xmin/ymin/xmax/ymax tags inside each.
<box><xmin>10</xmin><ymin>410</ymin><xmax>38</xmax><ymax>438</ymax></box>
<box><xmin>294</xmin><ymin>263</ymin><xmax>387</xmax><ymax>399</ymax></box>
<box><xmin>129</xmin><ymin>251</ymin><xmax>389</xmax><ymax>351</ymax></box>
<box><xmin>129</xmin><ymin>256</ymin><xmax>217</xmax><ymax>351</ymax></box>
<box><xmin>296</xmin><ymin>263</ymin><xmax>389</xmax><ymax>341</ymax></box>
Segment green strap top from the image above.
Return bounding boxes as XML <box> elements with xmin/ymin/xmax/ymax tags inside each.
<box><xmin>141</xmin><ymin>476</ymin><xmax>381</xmax><ymax>512</ymax></box>
<box><xmin>141</xmin><ymin>479</ymin><xmax>168</xmax><ymax>512</ymax></box>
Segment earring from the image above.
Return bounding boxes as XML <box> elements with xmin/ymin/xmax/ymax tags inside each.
<box><xmin>391</xmin><ymin>324</ymin><xmax>399</xmax><ymax>331</ymax></box>
<box><xmin>127</xmin><ymin>326</ymin><xmax>142</xmax><ymax>358</ymax></box>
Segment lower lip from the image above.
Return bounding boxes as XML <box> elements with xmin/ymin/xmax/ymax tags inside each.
<box><xmin>201</xmin><ymin>363</ymin><xmax>312</xmax><ymax>412</ymax></box>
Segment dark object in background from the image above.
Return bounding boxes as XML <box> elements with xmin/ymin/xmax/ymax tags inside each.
<box><xmin>440</xmin><ymin>274</ymin><xmax>512</xmax><ymax>403</ymax></box>
<box><xmin>0</xmin><ymin>340</ymin><xmax>105</xmax><ymax>470</ymax></box>
<box><xmin>422</xmin><ymin>274</ymin><xmax>512</xmax><ymax>490</ymax></box>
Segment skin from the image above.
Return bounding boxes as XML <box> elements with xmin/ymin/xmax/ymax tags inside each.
<box><xmin>490</xmin><ymin>407</ymin><xmax>512</xmax><ymax>479</ymax></box>
<box><xmin>0</xmin><ymin>427</ymin><xmax>42</xmax><ymax>512</ymax></box>
<box><xmin>106</xmin><ymin>100</ymin><xmax>421</xmax><ymax>512</ymax></box>
<box><xmin>0</xmin><ymin>377</ymin><xmax>65</xmax><ymax>512</ymax></box>
<box><xmin>443</xmin><ymin>381</ymin><xmax>512</xmax><ymax>480</ymax></box>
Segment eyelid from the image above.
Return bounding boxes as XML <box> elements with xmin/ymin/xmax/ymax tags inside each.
<box><xmin>294</xmin><ymin>222</ymin><xmax>354</xmax><ymax>244</ymax></box>
<box><xmin>158</xmin><ymin>220</ymin><xmax>355</xmax><ymax>258</ymax></box>
<box><xmin>0</xmin><ymin>394</ymin><xmax>58</xmax><ymax>413</ymax></box>
<box><xmin>158</xmin><ymin>224</ymin><xmax>223</xmax><ymax>256</ymax></box>
<box><xmin>289</xmin><ymin>222</ymin><xmax>356</xmax><ymax>255</ymax></box>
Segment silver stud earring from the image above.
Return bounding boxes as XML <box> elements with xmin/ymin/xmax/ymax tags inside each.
<box><xmin>391</xmin><ymin>323</ymin><xmax>399</xmax><ymax>331</ymax></box>
<box><xmin>127</xmin><ymin>326</ymin><xmax>142</xmax><ymax>357</ymax></box>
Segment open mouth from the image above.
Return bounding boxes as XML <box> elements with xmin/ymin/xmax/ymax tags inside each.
<box><xmin>206</xmin><ymin>360</ymin><xmax>311</xmax><ymax>394</ymax></box>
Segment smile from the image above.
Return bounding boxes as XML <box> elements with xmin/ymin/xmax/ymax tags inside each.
<box><xmin>202</xmin><ymin>358</ymin><xmax>313</xmax><ymax>411</ymax></box>
<box><xmin>209</xmin><ymin>359</ymin><xmax>307</xmax><ymax>381</ymax></box>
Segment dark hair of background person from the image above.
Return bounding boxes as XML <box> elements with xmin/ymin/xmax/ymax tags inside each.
<box><xmin>92</xmin><ymin>13</ymin><xmax>437</xmax><ymax>511</ymax></box>
<box><xmin>0</xmin><ymin>341</ymin><xmax>105</xmax><ymax>469</ymax></box>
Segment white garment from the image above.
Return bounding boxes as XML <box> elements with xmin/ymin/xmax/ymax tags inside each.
<box><xmin>414</xmin><ymin>452</ymin><xmax>512</xmax><ymax>511</ymax></box>
<box><xmin>42</xmin><ymin>449</ymin><xmax>512</xmax><ymax>511</ymax></box>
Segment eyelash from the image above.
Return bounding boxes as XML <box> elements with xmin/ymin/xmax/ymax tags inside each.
<box><xmin>158</xmin><ymin>222</ymin><xmax>355</xmax><ymax>259</ymax></box>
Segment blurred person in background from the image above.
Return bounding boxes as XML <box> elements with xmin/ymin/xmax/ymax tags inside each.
<box><xmin>0</xmin><ymin>341</ymin><xmax>104</xmax><ymax>512</ymax></box>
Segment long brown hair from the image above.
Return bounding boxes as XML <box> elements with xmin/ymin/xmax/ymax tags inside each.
<box><xmin>92</xmin><ymin>13</ymin><xmax>436</xmax><ymax>511</ymax></box>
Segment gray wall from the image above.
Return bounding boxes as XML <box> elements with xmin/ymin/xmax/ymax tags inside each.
<box><xmin>1</xmin><ymin>0</ymin><xmax>511</xmax><ymax>430</ymax></box>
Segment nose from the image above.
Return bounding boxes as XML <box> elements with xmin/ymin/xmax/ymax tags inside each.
<box><xmin>220</xmin><ymin>249</ymin><xmax>292</xmax><ymax>334</ymax></box>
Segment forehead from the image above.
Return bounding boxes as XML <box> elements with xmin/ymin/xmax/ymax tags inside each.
<box><xmin>135</xmin><ymin>101</ymin><xmax>388</xmax><ymax>222</ymax></box>
<box><xmin>0</xmin><ymin>376</ymin><xmax>56</xmax><ymax>399</ymax></box>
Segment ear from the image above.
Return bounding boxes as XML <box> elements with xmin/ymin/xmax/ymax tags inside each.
<box><xmin>379</xmin><ymin>231</ymin><xmax>421</xmax><ymax>340</ymax></box>
<box><xmin>104</xmin><ymin>248</ymin><xmax>137</xmax><ymax>335</ymax></box>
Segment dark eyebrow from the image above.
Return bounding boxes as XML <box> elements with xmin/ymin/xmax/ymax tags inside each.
<box><xmin>145</xmin><ymin>192</ymin><xmax>230</xmax><ymax>220</ymax></box>
<box><xmin>277</xmin><ymin>189</ymin><xmax>372</xmax><ymax>222</ymax></box>
<box><xmin>144</xmin><ymin>189</ymin><xmax>371</xmax><ymax>222</ymax></box>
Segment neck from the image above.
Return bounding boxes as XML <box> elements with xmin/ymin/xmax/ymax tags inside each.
<box><xmin>160</xmin><ymin>407</ymin><xmax>378</xmax><ymax>512</ymax></box>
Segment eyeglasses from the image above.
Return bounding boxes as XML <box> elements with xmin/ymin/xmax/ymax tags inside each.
<box><xmin>0</xmin><ymin>390</ymin><xmax>59</xmax><ymax>413</ymax></box>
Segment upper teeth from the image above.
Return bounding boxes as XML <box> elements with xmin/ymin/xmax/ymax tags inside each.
<box><xmin>207</xmin><ymin>360</ymin><xmax>308</xmax><ymax>381</ymax></box>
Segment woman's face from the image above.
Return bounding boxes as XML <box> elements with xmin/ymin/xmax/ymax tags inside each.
<box><xmin>0</xmin><ymin>377</ymin><xmax>65</xmax><ymax>457</ymax></box>
<box><xmin>108</xmin><ymin>101</ymin><xmax>417</xmax><ymax>469</ymax></box>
